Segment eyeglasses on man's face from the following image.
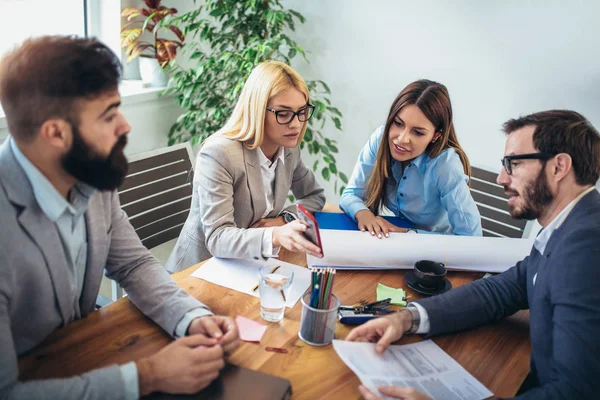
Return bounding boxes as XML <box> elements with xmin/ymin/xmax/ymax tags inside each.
<box><xmin>266</xmin><ymin>104</ymin><xmax>315</xmax><ymax>125</ymax></box>
<box><xmin>500</xmin><ymin>152</ymin><xmax>554</xmax><ymax>175</ymax></box>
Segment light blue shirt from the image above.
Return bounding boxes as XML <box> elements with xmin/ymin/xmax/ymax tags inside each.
<box><xmin>340</xmin><ymin>126</ymin><xmax>482</xmax><ymax>236</ymax></box>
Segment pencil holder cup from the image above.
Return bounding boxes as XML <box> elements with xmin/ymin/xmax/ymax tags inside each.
<box><xmin>298</xmin><ymin>292</ymin><xmax>340</xmax><ymax>346</ymax></box>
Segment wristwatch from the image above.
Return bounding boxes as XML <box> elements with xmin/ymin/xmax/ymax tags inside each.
<box><xmin>281</xmin><ymin>211</ymin><xmax>297</xmax><ymax>223</ymax></box>
<box><xmin>406</xmin><ymin>228</ymin><xmax>418</xmax><ymax>234</ymax></box>
<box><xmin>404</xmin><ymin>304</ymin><xmax>421</xmax><ymax>334</ymax></box>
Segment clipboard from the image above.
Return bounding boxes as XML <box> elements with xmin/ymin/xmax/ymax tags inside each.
<box><xmin>145</xmin><ymin>363</ymin><xmax>292</xmax><ymax>400</ymax></box>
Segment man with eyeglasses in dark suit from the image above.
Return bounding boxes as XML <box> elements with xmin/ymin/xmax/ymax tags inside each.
<box><xmin>348</xmin><ymin>110</ymin><xmax>600</xmax><ymax>400</ymax></box>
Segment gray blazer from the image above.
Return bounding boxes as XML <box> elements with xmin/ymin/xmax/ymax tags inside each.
<box><xmin>165</xmin><ymin>135</ymin><xmax>326</xmax><ymax>272</ymax></box>
<box><xmin>0</xmin><ymin>140</ymin><xmax>211</xmax><ymax>400</ymax></box>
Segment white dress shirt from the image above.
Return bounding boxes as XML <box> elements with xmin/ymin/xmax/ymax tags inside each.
<box><xmin>257</xmin><ymin>147</ymin><xmax>285</xmax><ymax>258</ymax></box>
<box><xmin>411</xmin><ymin>186</ymin><xmax>597</xmax><ymax>334</ymax></box>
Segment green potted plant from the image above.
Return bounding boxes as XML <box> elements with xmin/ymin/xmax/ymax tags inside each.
<box><xmin>164</xmin><ymin>0</ymin><xmax>348</xmax><ymax>197</ymax></box>
<box><xmin>120</xmin><ymin>0</ymin><xmax>184</xmax><ymax>87</ymax></box>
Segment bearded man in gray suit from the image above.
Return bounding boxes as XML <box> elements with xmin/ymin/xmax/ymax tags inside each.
<box><xmin>0</xmin><ymin>36</ymin><xmax>239</xmax><ymax>400</ymax></box>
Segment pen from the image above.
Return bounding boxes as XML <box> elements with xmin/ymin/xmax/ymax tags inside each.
<box><xmin>252</xmin><ymin>265</ymin><xmax>281</xmax><ymax>291</ymax></box>
<box><xmin>363</xmin><ymin>298</ymin><xmax>391</xmax><ymax>308</ymax></box>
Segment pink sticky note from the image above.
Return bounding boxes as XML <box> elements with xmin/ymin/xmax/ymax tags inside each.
<box><xmin>235</xmin><ymin>315</ymin><xmax>268</xmax><ymax>343</ymax></box>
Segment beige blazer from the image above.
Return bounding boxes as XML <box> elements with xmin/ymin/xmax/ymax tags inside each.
<box><xmin>165</xmin><ymin>135</ymin><xmax>326</xmax><ymax>272</ymax></box>
<box><xmin>0</xmin><ymin>139</ymin><xmax>211</xmax><ymax>399</ymax></box>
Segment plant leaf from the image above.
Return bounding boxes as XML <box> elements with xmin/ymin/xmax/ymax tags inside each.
<box><xmin>339</xmin><ymin>172</ymin><xmax>348</xmax><ymax>184</ymax></box>
<box><xmin>122</xmin><ymin>7</ymin><xmax>140</xmax><ymax>19</ymax></box>
<box><xmin>120</xmin><ymin>28</ymin><xmax>142</xmax><ymax>47</ymax></box>
<box><xmin>169</xmin><ymin>25</ymin><xmax>185</xmax><ymax>41</ymax></box>
<box><xmin>332</xmin><ymin>117</ymin><xmax>342</xmax><ymax>130</ymax></box>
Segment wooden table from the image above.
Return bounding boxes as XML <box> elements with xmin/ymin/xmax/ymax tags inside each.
<box><xmin>18</xmin><ymin>250</ymin><xmax>531</xmax><ymax>399</ymax></box>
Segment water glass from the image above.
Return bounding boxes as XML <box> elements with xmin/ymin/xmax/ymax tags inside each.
<box><xmin>258</xmin><ymin>265</ymin><xmax>294</xmax><ymax>322</ymax></box>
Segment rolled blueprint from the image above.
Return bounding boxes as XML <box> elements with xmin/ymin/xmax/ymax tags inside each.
<box><xmin>307</xmin><ymin>230</ymin><xmax>534</xmax><ymax>273</ymax></box>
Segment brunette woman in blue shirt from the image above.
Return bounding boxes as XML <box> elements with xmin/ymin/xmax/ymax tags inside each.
<box><xmin>340</xmin><ymin>79</ymin><xmax>482</xmax><ymax>238</ymax></box>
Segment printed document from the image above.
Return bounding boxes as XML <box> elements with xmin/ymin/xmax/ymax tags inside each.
<box><xmin>333</xmin><ymin>339</ymin><xmax>493</xmax><ymax>400</ymax></box>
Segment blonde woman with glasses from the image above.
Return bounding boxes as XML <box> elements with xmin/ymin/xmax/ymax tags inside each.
<box><xmin>165</xmin><ymin>61</ymin><xmax>326</xmax><ymax>273</ymax></box>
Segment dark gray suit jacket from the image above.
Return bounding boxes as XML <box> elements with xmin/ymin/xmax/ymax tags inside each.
<box><xmin>0</xmin><ymin>140</ymin><xmax>211</xmax><ymax>400</ymax></box>
<box><xmin>165</xmin><ymin>135</ymin><xmax>326</xmax><ymax>272</ymax></box>
<box><xmin>417</xmin><ymin>189</ymin><xmax>600</xmax><ymax>399</ymax></box>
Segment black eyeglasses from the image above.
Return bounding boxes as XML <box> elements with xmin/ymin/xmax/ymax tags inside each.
<box><xmin>266</xmin><ymin>104</ymin><xmax>315</xmax><ymax>125</ymax></box>
<box><xmin>501</xmin><ymin>153</ymin><xmax>554</xmax><ymax>175</ymax></box>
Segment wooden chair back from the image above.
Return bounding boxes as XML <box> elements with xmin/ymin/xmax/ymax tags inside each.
<box><xmin>118</xmin><ymin>143</ymin><xmax>194</xmax><ymax>249</ymax></box>
<box><xmin>470</xmin><ymin>166</ymin><xmax>528</xmax><ymax>238</ymax></box>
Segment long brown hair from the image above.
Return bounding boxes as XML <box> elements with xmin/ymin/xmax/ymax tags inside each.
<box><xmin>365</xmin><ymin>79</ymin><xmax>471</xmax><ymax>214</ymax></box>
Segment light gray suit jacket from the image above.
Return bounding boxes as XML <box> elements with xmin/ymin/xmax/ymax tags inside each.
<box><xmin>0</xmin><ymin>140</ymin><xmax>211</xmax><ymax>400</ymax></box>
<box><xmin>165</xmin><ymin>135</ymin><xmax>326</xmax><ymax>272</ymax></box>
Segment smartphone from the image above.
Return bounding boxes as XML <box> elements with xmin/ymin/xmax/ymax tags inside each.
<box><xmin>296</xmin><ymin>204</ymin><xmax>324</xmax><ymax>256</ymax></box>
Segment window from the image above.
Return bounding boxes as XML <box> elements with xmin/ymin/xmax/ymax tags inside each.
<box><xmin>0</xmin><ymin>0</ymin><xmax>86</xmax><ymax>119</ymax></box>
<box><xmin>0</xmin><ymin>0</ymin><xmax>86</xmax><ymax>59</ymax></box>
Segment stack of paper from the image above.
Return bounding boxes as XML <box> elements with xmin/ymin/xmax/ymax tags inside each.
<box><xmin>191</xmin><ymin>257</ymin><xmax>311</xmax><ymax>308</ymax></box>
<box><xmin>333</xmin><ymin>340</ymin><xmax>493</xmax><ymax>400</ymax></box>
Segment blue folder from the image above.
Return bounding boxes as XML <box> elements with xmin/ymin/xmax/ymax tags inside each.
<box><xmin>314</xmin><ymin>212</ymin><xmax>412</xmax><ymax>231</ymax></box>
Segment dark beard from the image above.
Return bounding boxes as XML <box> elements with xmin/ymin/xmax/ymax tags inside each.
<box><xmin>508</xmin><ymin>166</ymin><xmax>554</xmax><ymax>220</ymax></box>
<box><xmin>62</xmin><ymin>125</ymin><xmax>128</xmax><ymax>191</ymax></box>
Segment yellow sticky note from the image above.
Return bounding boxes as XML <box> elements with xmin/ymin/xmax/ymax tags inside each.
<box><xmin>377</xmin><ymin>283</ymin><xmax>407</xmax><ymax>306</ymax></box>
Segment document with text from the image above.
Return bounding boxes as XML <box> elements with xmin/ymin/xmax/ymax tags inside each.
<box><xmin>333</xmin><ymin>340</ymin><xmax>493</xmax><ymax>400</ymax></box>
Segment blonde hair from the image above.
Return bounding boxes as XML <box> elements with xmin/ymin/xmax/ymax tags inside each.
<box><xmin>218</xmin><ymin>60</ymin><xmax>310</xmax><ymax>148</ymax></box>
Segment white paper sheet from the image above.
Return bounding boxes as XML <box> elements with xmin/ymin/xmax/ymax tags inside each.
<box><xmin>190</xmin><ymin>257</ymin><xmax>311</xmax><ymax>308</ymax></box>
<box><xmin>308</xmin><ymin>230</ymin><xmax>534</xmax><ymax>273</ymax></box>
<box><xmin>333</xmin><ymin>340</ymin><xmax>493</xmax><ymax>400</ymax></box>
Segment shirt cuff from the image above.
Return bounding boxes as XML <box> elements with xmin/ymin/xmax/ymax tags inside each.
<box><xmin>174</xmin><ymin>307</ymin><xmax>214</xmax><ymax>338</ymax></box>
<box><xmin>410</xmin><ymin>302</ymin><xmax>431</xmax><ymax>334</ymax></box>
<box><xmin>344</xmin><ymin>201</ymin><xmax>369</xmax><ymax>222</ymax></box>
<box><xmin>414</xmin><ymin>229</ymin><xmax>440</xmax><ymax>235</ymax></box>
<box><xmin>119</xmin><ymin>362</ymin><xmax>139</xmax><ymax>400</ymax></box>
<box><xmin>261</xmin><ymin>227</ymin><xmax>280</xmax><ymax>258</ymax></box>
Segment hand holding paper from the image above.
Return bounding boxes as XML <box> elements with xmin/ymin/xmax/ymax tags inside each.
<box><xmin>333</xmin><ymin>340</ymin><xmax>493</xmax><ymax>400</ymax></box>
<box><xmin>345</xmin><ymin>311</ymin><xmax>411</xmax><ymax>354</ymax></box>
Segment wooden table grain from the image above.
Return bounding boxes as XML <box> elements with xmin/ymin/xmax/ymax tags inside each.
<box><xmin>18</xmin><ymin>249</ymin><xmax>531</xmax><ymax>399</ymax></box>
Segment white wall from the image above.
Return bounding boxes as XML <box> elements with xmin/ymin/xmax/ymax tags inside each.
<box><xmin>283</xmin><ymin>0</ymin><xmax>600</xmax><ymax>201</ymax></box>
<box><xmin>120</xmin><ymin>94</ymin><xmax>182</xmax><ymax>156</ymax></box>
<box><xmin>2</xmin><ymin>1</ymin><xmax>599</xmax><ymax>201</ymax></box>
<box><xmin>0</xmin><ymin>93</ymin><xmax>181</xmax><ymax>157</ymax></box>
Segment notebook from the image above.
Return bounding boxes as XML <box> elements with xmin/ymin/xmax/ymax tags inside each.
<box><xmin>145</xmin><ymin>363</ymin><xmax>292</xmax><ymax>400</ymax></box>
<box><xmin>314</xmin><ymin>212</ymin><xmax>412</xmax><ymax>230</ymax></box>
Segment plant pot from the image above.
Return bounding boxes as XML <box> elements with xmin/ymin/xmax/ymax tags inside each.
<box><xmin>139</xmin><ymin>57</ymin><xmax>168</xmax><ymax>87</ymax></box>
